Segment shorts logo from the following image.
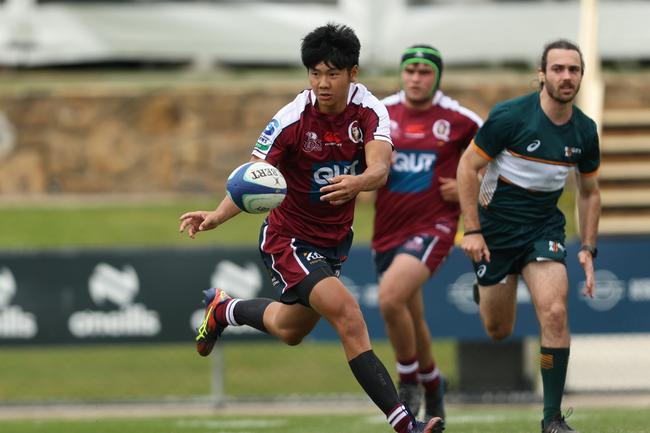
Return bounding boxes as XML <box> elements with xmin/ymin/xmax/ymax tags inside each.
<box><xmin>304</xmin><ymin>252</ymin><xmax>325</xmax><ymax>263</ymax></box>
<box><xmin>404</xmin><ymin>236</ymin><xmax>424</xmax><ymax>252</ymax></box>
<box><xmin>303</xmin><ymin>131</ymin><xmax>323</xmax><ymax>152</ymax></box>
<box><xmin>526</xmin><ymin>140</ymin><xmax>542</xmax><ymax>152</ymax></box>
<box><xmin>548</xmin><ymin>241</ymin><xmax>565</xmax><ymax>253</ymax></box>
<box><xmin>348</xmin><ymin>120</ymin><xmax>363</xmax><ymax>144</ymax></box>
<box><xmin>477</xmin><ymin>265</ymin><xmax>487</xmax><ymax>278</ymax></box>
<box><xmin>432</xmin><ymin>119</ymin><xmax>451</xmax><ymax>142</ymax></box>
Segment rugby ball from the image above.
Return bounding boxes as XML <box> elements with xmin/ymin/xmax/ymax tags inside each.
<box><xmin>226</xmin><ymin>161</ymin><xmax>287</xmax><ymax>214</ymax></box>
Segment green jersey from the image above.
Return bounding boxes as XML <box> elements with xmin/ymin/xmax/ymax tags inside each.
<box><xmin>473</xmin><ymin>92</ymin><xmax>600</xmax><ymax>225</ymax></box>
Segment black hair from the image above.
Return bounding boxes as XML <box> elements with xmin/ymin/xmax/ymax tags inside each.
<box><xmin>301</xmin><ymin>23</ymin><xmax>360</xmax><ymax>71</ymax></box>
<box><xmin>540</xmin><ymin>38</ymin><xmax>585</xmax><ymax>82</ymax></box>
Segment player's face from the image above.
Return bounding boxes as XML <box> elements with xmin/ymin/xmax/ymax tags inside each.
<box><xmin>308</xmin><ymin>62</ymin><xmax>358</xmax><ymax>114</ymax></box>
<box><xmin>540</xmin><ymin>48</ymin><xmax>583</xmax><ymax>104</ymax></box>
<box><xmin>401</xmin><ymin>63</ymin><xmax>437</xmax><ymax>107</ymax></box>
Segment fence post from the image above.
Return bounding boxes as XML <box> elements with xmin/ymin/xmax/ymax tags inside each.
<box><xmin>211</xmin><ymin>347</ymin><xmax>225</xmax><ymax>406</ymax></box>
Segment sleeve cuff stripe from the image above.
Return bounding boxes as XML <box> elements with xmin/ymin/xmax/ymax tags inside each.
<box><xmin>471</xmin><ymin>141</ymin><xmax>493</xmax><ymax>161</ymax></box>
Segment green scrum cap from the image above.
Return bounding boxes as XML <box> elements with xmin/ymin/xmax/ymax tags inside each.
<box><xmin>400</xmin><ymin>45</ymin><xmax>443</xmax><ymax>95</ymax></box>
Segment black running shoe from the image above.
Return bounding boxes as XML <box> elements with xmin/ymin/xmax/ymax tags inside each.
<box><xmin>398</xmin><ymin>382</ymin><xmax>423</xmax><ymax>416</ymax></box>
<box><xmin>424</xmin><ymin>376</ymin><xmax>447</xmax><ymax>421</ymax></box>
<box><xmin>541</xmin><ymin>410</ymin><xmax>580</xmax><ymax>433</ymax></box>
<box><xmin>411</xmin><ymin>417</ymin><xmax>445</xmax><ymax>433</ymax></box>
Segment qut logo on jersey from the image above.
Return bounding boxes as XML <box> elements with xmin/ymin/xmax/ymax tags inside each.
<box><xmin>392</xmin><ymin>151</ymin><xmax>436</xmax><ymax>173</ymax></box>
<box><xmin>311</xmin><ymin>161</ymin><xmax>361</xmax><ymax>201</ymax></box>
<box><xmin>389</xmin><ymin>151</ymin><xmax>436</xmax><ymax>193</ymax></box>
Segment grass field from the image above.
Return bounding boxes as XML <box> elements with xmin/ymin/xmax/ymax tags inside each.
<box><xmin>0</xmin><ymin>341</ymin><xmax>455</xmax><ymax>401</ymax></box>
<box><xmin>1</xmin><ymin>407</ymin><xmax>649</xmax><ymax>433</ymax></box>
<box><xmin>0</xmin><ymin>195</ymin><xmax>378</xmax><ymax>249</ymax></box>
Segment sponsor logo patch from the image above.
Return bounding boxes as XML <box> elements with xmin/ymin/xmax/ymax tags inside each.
<box><xmin>324</xmin><ymin>131</ymin><xmax>343</xmax><ymax>147</ymax></box>
<box><xmin>432</xmin><ymin>119</ymin><xmax>451</xmax><ymax>142</ymax></box>
<box><xmin>303</xmin><ymin>131</ymin><xmax>323</xmax><ymax>152</ymax></box>
<box><xmin>348</xmin><ymin>120</ymin><xmax>363</xmax><ymax>144</ymax></box>
<box><xmin>526</xmin><ymin>139</ymin><xmax>542</xmax><ymax>152</ymax></box>
<box><xmin>256</xmin><ymin>119</ymin><xmax>281</xmax><ymax>151</ymax></box>
<box><xmin>564</xmin><ymin>146</ymin><xmax>582</xmax><ymax>157</ymax></box>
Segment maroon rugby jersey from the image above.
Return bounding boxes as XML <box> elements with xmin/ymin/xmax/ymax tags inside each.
<box><xmin>252</xmin><ymin>83</ymin><xmax>392</xmax><ymax>248</ymax></box>
<box><xmin>372</xmin><ymin>90</ymin><xmax>482</xmax><ymax>252</ymax></box>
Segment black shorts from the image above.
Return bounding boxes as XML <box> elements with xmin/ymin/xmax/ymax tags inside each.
<box><xmin>259</xmin><ymin>220</ymin><xmax>353</xmax><ymax>307</ymax></box>
<box><xmin>474</xmin><ymin>214</ymin><xmax>566</xmax><ymax>286</ymax></box>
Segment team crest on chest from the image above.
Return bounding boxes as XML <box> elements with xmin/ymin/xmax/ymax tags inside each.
<box><xmin>564</xmin><ymin>146</ymin><xmax>582</xmax><ymax>158</ymax></box>
<box><xmin>303</xmin><ymin>131</ymin><xmax>323</xmax><ymax>152</ymax></box>
<box><xmin>348</xmin><ymin>120</ymin><xmax>363</xmax><ymax>144</ymax></box>
<box><xmin>432</xmin><ymin>119</ymin><xmax>451</xmax><ymax>142</ymax></box>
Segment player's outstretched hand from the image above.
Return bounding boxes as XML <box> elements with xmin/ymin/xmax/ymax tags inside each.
<box><xmin>578</xmin><ymin>250</ymin><xmax>595</xmax><ymax>298</ymax></box>
<box><xmin>319</xmin><ymin>175</ymin><xmax>362</xmax><ymax>206</ymax></box>
<box><xmin>461</xmin><ymin>233</ymin><xmax>491</xmax><ymax>264</ymax></box>
<box><xmin>179</xmin><ymin>211</ymin><xmax>219</xmax><ymax>239</ymax></box>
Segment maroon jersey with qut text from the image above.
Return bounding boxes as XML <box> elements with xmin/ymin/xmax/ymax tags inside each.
<box><xmin>372</xmin><ymin>90</ymin><xmax>482</xmax><ymax>252</ymax></box>
<box><xmin>252</xmin><ymin>83</ymin><xmax>392</xmax><ymax>248</ymax></box>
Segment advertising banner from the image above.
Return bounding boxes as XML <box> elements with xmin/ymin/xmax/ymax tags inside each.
<box><xmin>1</xmin><ymin>236</ymin><xmax>649</xmax><ymax>346</ymax></box>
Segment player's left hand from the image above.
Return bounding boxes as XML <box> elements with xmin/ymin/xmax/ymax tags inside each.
<box><xmin>578</xmin><ymin>250</ymin><xmax>596</xmax><ymax>298</ymax></box>
<box><xmin>319</xmin><ymin>175</ymin><xmax>362</xmax><ymax>205</ymax></box>
<box><xmin>439</xmin><ymin>177</ymin><xmax>459</xmax><ymax>202</ymax></box>
<box><xmin>179</xmin><ymin>210</ymin><xmax>218</xmax><ymax>239</ymax></box>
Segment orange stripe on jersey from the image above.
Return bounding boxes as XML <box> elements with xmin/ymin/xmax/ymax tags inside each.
<box><xmin>580</xmin><ymin>168</ymin><xmax>599</xmax><ymax>177</ymax></box>
<box><xmin>508</xmin><ymin>149</ymin><xmax>575</xmax><ymax>167</ymax></box>
<box><xmin>471</xmin><ymin>141</ymin><xmax>493</xmax><ymax>161</ymax></box>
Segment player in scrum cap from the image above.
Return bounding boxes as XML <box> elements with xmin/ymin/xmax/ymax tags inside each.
<box><xmin>374</xmin><ymin>45</ymin><xmax>482</xmax><ymax>421</ymax></box>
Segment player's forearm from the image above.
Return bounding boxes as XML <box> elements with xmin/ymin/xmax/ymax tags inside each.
<box><xmin>457</xmin><ymin>159</ymin><xmax>482</xmax><ymax>230</ymax></box>
<box><xmin>359</xmin><ymin>161</ymin><xmax>390</xmax><ymax>191</ymax></box>
<box><xmin>212</xmin><ymin>194</ymin><xmax>243</xmax><ymax>226</ymax></box>
<box><xmin>361</xmin><ymin>140</ymin><xmax>393</xmax><ymax>191</ymax></box>
<box><xmin>577</xmin><ymin>187</ymin><xmax>601</xmax><ymax>246</ymax></box>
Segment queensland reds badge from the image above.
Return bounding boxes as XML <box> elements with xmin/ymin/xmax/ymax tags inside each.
<box><xmin>348</xmin><ymin>120</ymin><xmax>363</xmax><ymax>144</ymax></box>
<box><xmin>303</xmin><ymin>131</ymin><xmax>323</xmax><ymax>152</ymax></box>
<box><xmin>432</xmin><ymin>119</ymin><xmax>451</xmax><ymax>142</ymax></box>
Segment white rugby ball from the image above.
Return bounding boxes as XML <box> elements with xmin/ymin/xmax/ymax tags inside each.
<box><xmin>226</xmin><ymin>161</ymin><xmax>287</xmax><ymax>214</ymax></box>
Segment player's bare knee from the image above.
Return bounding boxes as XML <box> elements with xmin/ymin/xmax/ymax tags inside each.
<box><xmin>542</xmin><ymin>303</ymin><xmax>568</xmax><ymax>335</ymax></box>
<box><xmin>378</xmin><ymin>288</ymin><xmax>405</xmax><ymax>320</ymax></box>
<box><xmin>276</xmin><ymin>325</ymin><xmax>311</xmax><ymax>346</ymax></box>
<box><xmin>333</xmin><ymin>303</ymin><xmax>367</xmax><ymax>340</ymax></box>
<box><xmin>484</xmin><ymin>321</ymin><xmax>513</xmax><ymax>341</ymax></box>
<box><xmin>281</xmin><ymin>330</ymin><xmax>305</xmax><ymax>346</ymax></box>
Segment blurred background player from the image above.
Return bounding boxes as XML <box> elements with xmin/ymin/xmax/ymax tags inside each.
<box><xmin>180</xmin><ymin>24</ymin><xmax>443</xmax><ymax>433</ymax></box>
<box><xmin>456</xmin><ymin>39</ymin><xmax>601</xmax><ymax>433</ymax></box>
<box><xmin>373</xmin><ymin>45</ymin><xmax>482</xmax><ymax>420</ymax></box>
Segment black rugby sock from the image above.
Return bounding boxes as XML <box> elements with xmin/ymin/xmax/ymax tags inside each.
<box><xmin>231</xmin><ymin>299</ymin><xmax>273</xmax><ymax>333</ymax></box>
<box><xmin>349</xmin><ymin>349</ymin><xmax>401</xmax><ymax>414</ymax></box>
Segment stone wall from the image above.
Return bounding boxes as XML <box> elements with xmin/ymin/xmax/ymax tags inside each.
<box><xmin>0</xmin><ymin>72</ymin><xmax>638</xmax><ymax>195</ymax></box>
